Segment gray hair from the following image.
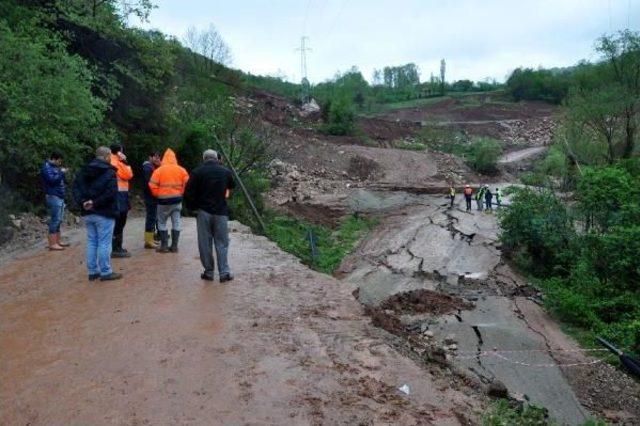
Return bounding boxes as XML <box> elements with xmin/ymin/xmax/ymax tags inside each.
<box><xmin>96</xmin><ymin>146</ymin><xmax>111</xmax><ymax>161</ymax></box>
<box><xmin>203</xmin><ymin>149</ymin><xmax>218</xmax><ymax>161</ymax></box>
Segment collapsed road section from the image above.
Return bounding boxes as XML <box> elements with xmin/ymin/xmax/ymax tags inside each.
<box><xmin>337</xmin><ymin>189</ymin><xmax>640</xmax><ymax>424</ymax></box>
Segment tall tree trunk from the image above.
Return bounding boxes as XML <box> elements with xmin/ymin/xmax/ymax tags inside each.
<box><xmin>606</xmin><ymin>134</ymin><xmax>615</xmax><ymax>164</ymax></box>
<box><xmin>623</xmin><ymin>111</ymin><xmax>636</xmax><ymax>158</ymax></box>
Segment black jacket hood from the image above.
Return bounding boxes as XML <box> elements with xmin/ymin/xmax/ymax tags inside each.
<box><xmin>84</xmin><ymin>158</ymin><xmax>115</xmax><ymax>179</ymax></box>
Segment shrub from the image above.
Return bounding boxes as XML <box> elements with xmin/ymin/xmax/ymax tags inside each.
<box><xmin>468</xmin><ymin>137</ymin><xmax>502</xmax><ymax>174</ymax></box>
<box><xmin>498</xmin><ymin>188</ymin><xmax>574</xmax><ymax>275</ymax></box>
<box><xmin>321</xmin><ymin>97</ymin><xmax>356</xmax><ymax>135</ymax></box>
<box><xmin>482</xmin><ymin>400</ymin><xmax>550</xmax><ymax>425</ymax></box>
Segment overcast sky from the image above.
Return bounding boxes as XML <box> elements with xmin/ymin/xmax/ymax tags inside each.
<box><xmin>140</xmin><ymin>0</ymin><xmax>639</xmax><ymax>84</ymax></box>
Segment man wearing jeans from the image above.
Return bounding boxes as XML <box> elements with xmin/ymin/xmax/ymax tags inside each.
<box><xmin>41</xmin><ymin>152</ymin><xmax>69</xmax><ymax>250</ymax></box>
<box><xmin>72</xmin><ymin>147</ymin><xmax>122</xmax><ymax>281</ymax></box>
<box><xmin>149</xmin><ymin>148</ymin><xmax>189</xmax><ymax>253</ymax></box>
<box><xmin>185</xmin><ymin>149</ymin><xmax>235</xmax><ymax>282</ymax></box>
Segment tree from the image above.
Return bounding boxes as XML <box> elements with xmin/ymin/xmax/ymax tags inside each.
<box><xmin>0</xmin><ymin>19</ymin><xmax>108</xmax><ymax>199</ymax></box>
<box><xmin>182</xmin><ymin>24</ymin><xmax>232</xmax><ymax>70</ymax></box>
<box><xmin>596</xmin><ymin>30</ymin><xmax>640</xmax><ymax>158</ymax></box>
<box><xmin>567</xmin><ymin>82</ymin><xmax>624</xmax><ymax>164</ymax></box>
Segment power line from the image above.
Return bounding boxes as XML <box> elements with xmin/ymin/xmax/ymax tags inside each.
<box><xmin>303</xmin><ymin>0</ymin><xmax>312</xmax><ymax>35</ymax></box>
<box><xmin>325</xmin><ymin>0</ymin><xmax>349</xmax><ymax>40</ymax></box>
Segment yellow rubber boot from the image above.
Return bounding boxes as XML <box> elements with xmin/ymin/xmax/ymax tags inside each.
<box><xmin>144</xmin><ymin>232</ymin><xmax>158</xmax><ymax>249</ymax></box>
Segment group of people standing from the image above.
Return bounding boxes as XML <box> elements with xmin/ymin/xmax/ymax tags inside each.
<box><xmin>449</xmin><ymin>184</ymin><xmax>502</xmax><ymax>212</ymax></box>
<box><xmin>41</xmin><ymin>146</ymin><xmax>235</xmax><ymax>283</ymax></box>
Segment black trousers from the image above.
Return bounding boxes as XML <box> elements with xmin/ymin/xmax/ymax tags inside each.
<box><xmin>144</xmin><ymin>200</ymin><xmax>157</xmax><ymax>232</ymax></box>
<box><xmin>113</xmin><ymin>210</ymin><xmax>128</xmax><ymax>248</ymax></box>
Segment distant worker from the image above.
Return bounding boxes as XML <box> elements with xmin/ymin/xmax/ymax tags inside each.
<box><xmin>149</xmin><ymin>149</ymin><xmax>189</xmax><ymax>253</ymax></box>
<box><xmin>142</xmin><ymin>151</ymin><xmax>162</xmax><ymax>249</ymax></box>
<box><xmin>463</xmin><ymin>185</ymin><xmax>473</xmax><ymax>211</ymax></box>
<box><xmin>72</xmin><ymin>146</ymin><xmax>122</xmax><ymax>281</ymax></box>
<box><xmin>484</xmin><ymin>185</ymin><xmax>493</xmax><ymax>211</ymax></box>
<box><xmin>41</xmin><ymin>151</ymin><xmax>69</xmax><ymax>251</ymax></box>
<box><xmin>495</xmin><ymin>187</ymin><xmax>502</xmax><ymax>209</ymax></box>
<box><xmin>110</xmin><ymin>144</ymin><xmax>133</xmax><ymax>258</ymax></box>
<box><xmin>475</xmin><ymin>185</ymin><xmax>485</xmax><ymax>211</ymax></box>
<box><xmin>448</xmin><ymin>185</ymin><xmax>456</xmax><ymax>208</ymax></box>
<box><xmin>185</xmin><ymin>149</ymin><xmax>236</xmax><ymax>282</ymax></box>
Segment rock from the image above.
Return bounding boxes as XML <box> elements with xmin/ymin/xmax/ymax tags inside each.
<box><xmin>229</xmin><ymin>221</ymin><xmax>252</xmax><ymax>234</ymax></box>
<box><xmin>0</xmin><ymin>226</ymin><xmax>15</xmax><ymax>245</ymax></box>
<box><xmin>11</xmin><ymin>219</ymin><xmax>23</xmax><ymax>229</ymax></box>
<box><xmin>444</xmin><ymin>334</ymin><xmax>456</xmax><ymax>345</ymax></box>
<box><xmin>8</xmin><ymin>214</ymin><xmax>16</xmax><ymax>220</ymax></box>
<box><xmin>487</xmin><ymin>380</ymin><xmax>509</xmax><ymax>398</ymax></box>
<box><xmin>423</xmin><ymin>330</ymin><xmax>434</xmax><ymax>338</ymax></box>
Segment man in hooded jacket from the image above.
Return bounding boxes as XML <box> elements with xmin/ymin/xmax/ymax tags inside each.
<box><xmin>110</xmin><ymin>144</ymin><xmax>134</xmax><ymax>257</ymax></box>
<box><xmin>149</xmin><ymin>149</ymin><xmax>189</xmax><ymax>253</ymax></box>
<box><xmin>73</xmin><ymin>147</ymin><xmax>122</xmax><ymax>281</ymax></box>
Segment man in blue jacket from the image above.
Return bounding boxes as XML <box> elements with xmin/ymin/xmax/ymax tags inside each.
<box><xmin>41</xmin><ymin>151</ymin><xmax>69</xmax><ymax>250</ymax></box>
<box><xmin>73</xmin><ymin>147</ymin><xmax>122</xmax><ymax>281</ymax></box>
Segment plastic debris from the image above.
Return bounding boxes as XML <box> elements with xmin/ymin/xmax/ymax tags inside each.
<box><xmin>398</xmin><ymin>384</ymin><xmax>410</xmax><ymax>395</ymax></box>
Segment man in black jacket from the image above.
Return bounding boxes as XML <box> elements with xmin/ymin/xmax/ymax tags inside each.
<box><xmin>73</xmin><ymin>146</ymin><xmax>122</xmax><ymax>281</ymax></box>
<box><xmin>142</xmin><ymin>151</ymin><xmax>161</xmax><ymax>249</ymax></box>
<box><xmin>185</xmin><ymin>149</ymin><xmax>235</xmax><ymax>282</ymax></box>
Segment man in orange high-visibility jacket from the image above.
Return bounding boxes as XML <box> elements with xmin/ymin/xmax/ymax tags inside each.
<box><xmin>110</xmin><ymin>144</ymin><xmax>134</xmax><ymax>258</ymax></box>
<box><xmin>149</xmin><ymin>148</ymin><xmax>189</xmax><ymax>253</ymax></box>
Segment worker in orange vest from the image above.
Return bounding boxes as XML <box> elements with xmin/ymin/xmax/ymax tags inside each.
<box><xmin>110</xmin><ymin>144</ymin><xmax>133</xmax><ymax>258</ymax></box>
<box><xmin>149</xmin><ymin>149</ymin><xmax>189</xmax><ymax>253</ymax></box>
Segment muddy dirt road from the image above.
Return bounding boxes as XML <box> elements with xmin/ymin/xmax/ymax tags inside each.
<box><xmin>1</xmin><ymin>217</ymin><xmax>484</xmax><ymax>425</ymax></box>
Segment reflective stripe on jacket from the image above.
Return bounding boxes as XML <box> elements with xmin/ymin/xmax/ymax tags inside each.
<box><xmin>110</xmin><ymin>154</ymin><xmax>133</xmax><ymax>192</ymax></box>
<box><xmin>149</xmin><ymin>149</ymin><xmax>189</xmax><ymax>204</ymax></box>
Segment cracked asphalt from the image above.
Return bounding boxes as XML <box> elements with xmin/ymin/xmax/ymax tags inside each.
<box><xmin>340</xmin><ymin>190</ymin><xmax>594</xmax><ymax>424</ymax></box>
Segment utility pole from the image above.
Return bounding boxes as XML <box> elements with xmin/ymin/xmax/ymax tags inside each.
<box><xmin>295</xmin><ymin>36</ymin><xmax>311</xmax><ymax>101</ymax></box>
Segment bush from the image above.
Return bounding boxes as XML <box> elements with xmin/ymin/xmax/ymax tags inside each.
<box><xmin>468</xmin><ymin>137</ymin><xmax>502</xmax><ymax>174</ymax></box>
<box><xmin>321</xmin><ymin>97</ymin><xmax>356</xmax><ymax>135</ymax></box>
<box><xmin>576</xmin><ymin>166</ymin><xmax>639</xmax><ymax>232</ymax></box>
<box><xmin>500</xmin><ymin>168</ymin><xmax>640</xmax><ymax>357</ymax></box>
<box><xmin>482</xmin><ymin>400</ymin><xmax>550</xmax><ymax>425</ymax></box>
<box><xmin>498</xmin><ymin>188</ymin><xmax>574</xmax><ymax>275</ymax></box>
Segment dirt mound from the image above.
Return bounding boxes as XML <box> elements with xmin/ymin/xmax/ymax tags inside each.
<box><xmin>358</xmin><ymin>117</ymin><xmax>420</xmax><ymax>142</ymax></box>
<box><xmin>380</xmin><ymin>289</ymin><xmax>474</xmax><ymax>316</ymax></box>
<box><xmin>378</xmin><ymin>96</ymin><xmax>555</xmax><ymax>123</ymax></box>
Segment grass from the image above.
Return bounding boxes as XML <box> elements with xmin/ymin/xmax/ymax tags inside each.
<box><xmin>359</xmin><ymin>96</ymin><xmax>450</xmax><ymax>117</ymax></box>
<box><xmin>391</xmin><ymin>139</ymin><xmax>427</xmax><ymax>151</ymax></box>
<box><xmin>265</xmin><ymin>212</ymin><xmax>377</xmax><ymax>274</ymax></box>
<box><xmin>482</xmin><ymin>400</ymin><xmax>606</xmax><ymax>426</ymax></box>
<box><xmin>482</xmin><ymin>400</ymin><xmax>550</xmax><ymax>425</ymax></box>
